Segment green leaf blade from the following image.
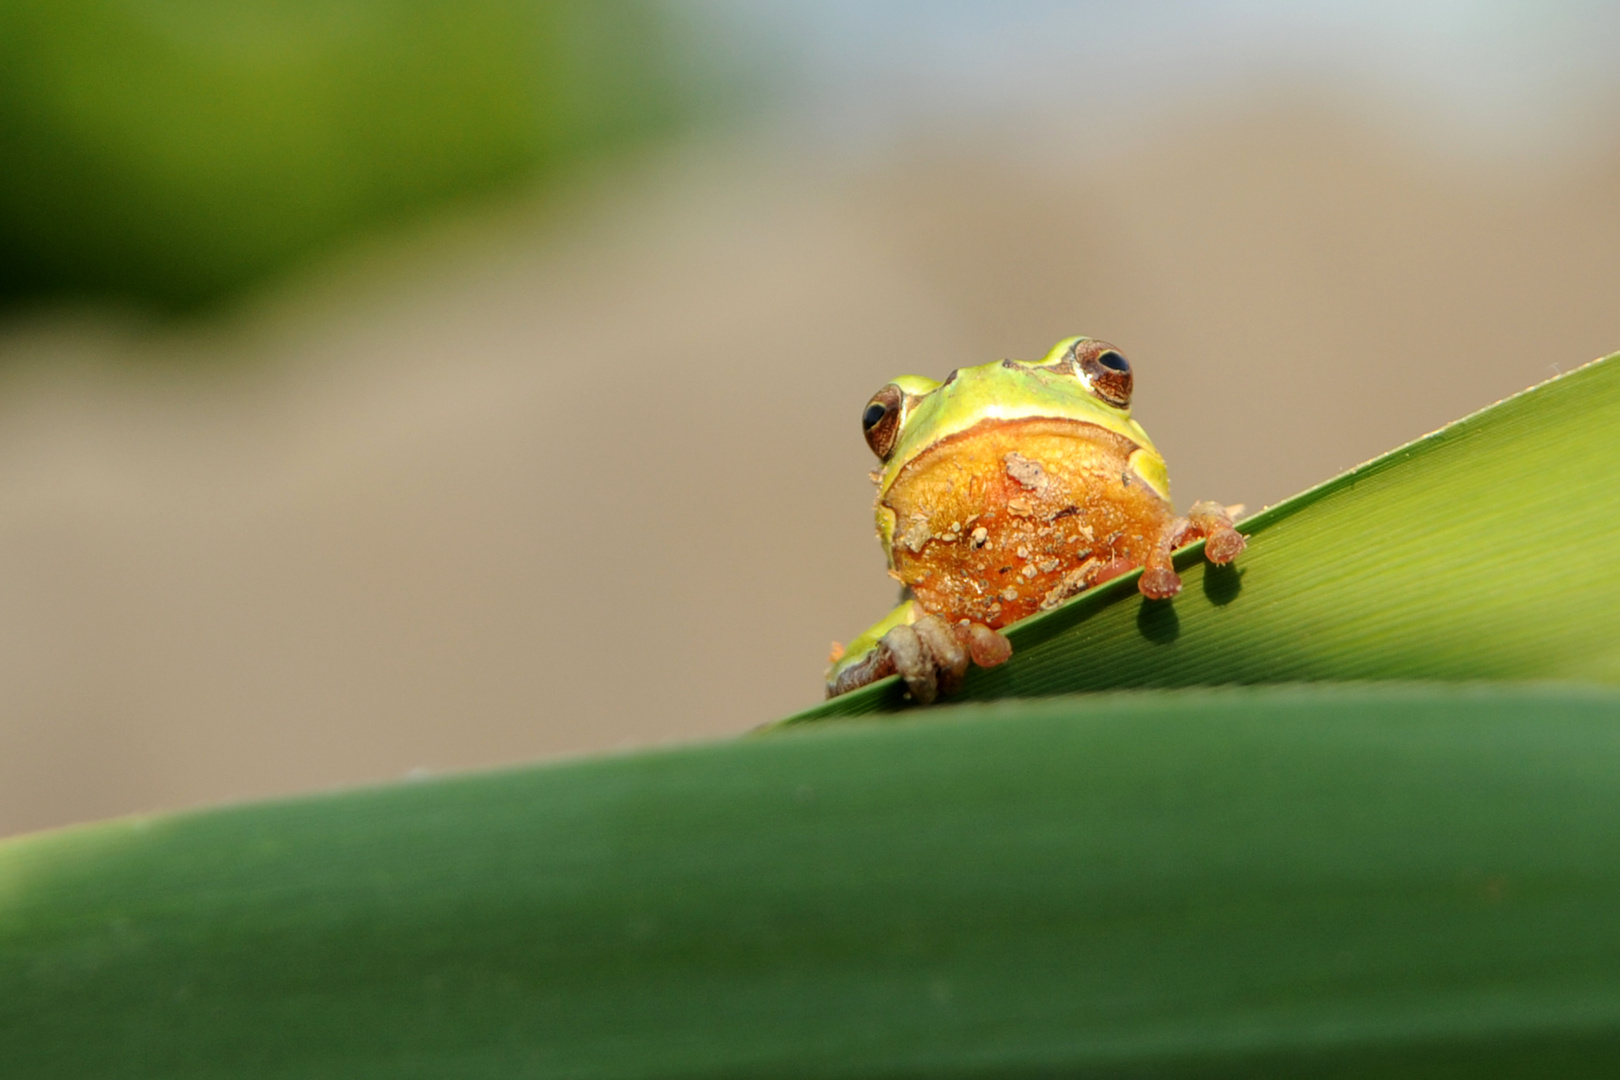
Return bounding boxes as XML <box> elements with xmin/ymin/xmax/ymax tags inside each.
<box><xmin>8</xmin><ymin>685</ymin><xmax>1620</xmax><ymax>1076</ymax></box>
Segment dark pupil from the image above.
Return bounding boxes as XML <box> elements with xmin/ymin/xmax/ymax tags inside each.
<box><xmin>862</xmin><ymin>402</ymin><xmax>889</xmax><ymax>431</ymax></box>
<box><xmin>1098</xmin><ymin>351</ymin><xmax>1129</xmax><ymax>372</ymax></box>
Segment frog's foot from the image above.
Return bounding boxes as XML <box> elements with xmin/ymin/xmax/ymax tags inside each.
<box><xmin>826</xmin><ymin>615</ymin><xmax>1011</xmax><ymax>704</ymax></box>
<box><xmin>1139</xmin><ymin>501</ymin><xmax>1247</xmax><ymax>600</ymax></box>
<box><xmin>1188</xmin><ymin>500</ymin><xmax>1247</xmax><ymax>564</ymax></box>
<box><xmin>883</xmin><ymin>614</ymin><xmax>967</xmax><ymax>704</ymax></box>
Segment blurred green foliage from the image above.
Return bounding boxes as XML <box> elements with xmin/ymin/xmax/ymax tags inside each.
<box><xmin>0</xmin><ymin>0</ymin><xmax>688</xmax><ymax>310</ymax></box>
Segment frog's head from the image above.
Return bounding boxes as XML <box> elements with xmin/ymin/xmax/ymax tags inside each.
<box><xmin>860</xmin><ymin>337</ymin><xmax>1166</xmax><ymax>498</ymax></box>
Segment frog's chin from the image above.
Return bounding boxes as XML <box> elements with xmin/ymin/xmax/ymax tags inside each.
<box><xmin>873</xmin><ymin>415</ymin><xmax>1170</xmax><ymax>562</ymax></box>
<box><xmin>877</xmin><ymin>417</ymin><xmax>1177</xmax><ymax>627</ymax></box>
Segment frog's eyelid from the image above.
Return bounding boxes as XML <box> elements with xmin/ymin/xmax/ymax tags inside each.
<box><xmin>890</xmin><ymin>374</ymin><xmax>942</xmax><ymax>396</ymax></box>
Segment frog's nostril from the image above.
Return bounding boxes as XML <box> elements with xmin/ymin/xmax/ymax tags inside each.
<box><xmin>940</xmin><ymin>368</ymin><xmax>959</xmax><ymax>387</ymax></box>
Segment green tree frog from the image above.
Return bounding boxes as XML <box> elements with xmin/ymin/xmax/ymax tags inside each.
<box><xmin>826</xmin><ymin>336</ymin><xmax>1245</xmax><ymax>703</ymax></box>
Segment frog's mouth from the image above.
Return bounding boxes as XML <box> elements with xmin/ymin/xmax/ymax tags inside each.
<box><xmin>877</xmin><ymin>415</ymin><xmax>1169</xmax><ymax>506</ymax></box>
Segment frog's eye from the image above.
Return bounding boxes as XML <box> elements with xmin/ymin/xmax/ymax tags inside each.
<box><xmin>1071</xmin><ymin>340</ymin><xmax>1133</xmax><ymax>407</ymax></box>
<box><xmin>862</xmin><ymin>384</ymin><xmax>906</xmax><ymax>460</ymax></box>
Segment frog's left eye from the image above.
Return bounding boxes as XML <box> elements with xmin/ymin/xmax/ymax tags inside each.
<box><xmin>862</xmin><ymin>384</ymin><xmax>906</xmax><ymax>460</ymax></box>
<box><xmin>1071</xmin><ymin>340</ymin><xmax>1133</xmax><ymax>407</ymax></box>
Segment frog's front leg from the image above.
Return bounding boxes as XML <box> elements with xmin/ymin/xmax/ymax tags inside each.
<box><xmin>1139</xmin><ymin>501</ymin><xmax>1247</xmax><ymax>599</ymax></box>
<box><xmin>827</xmin><ymin>608</ymin><xmax>1011</xmax><ymax>703</ymax></box>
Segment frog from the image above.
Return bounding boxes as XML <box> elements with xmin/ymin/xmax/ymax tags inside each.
<box><xmin>826</xmin><ymin>336</ymin><xmax>1245</xmax><ymax>704</ymax></box>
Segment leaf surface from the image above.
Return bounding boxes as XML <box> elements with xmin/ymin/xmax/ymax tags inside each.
<box><xmin>7</xmin><ymin>685</ymin><xmax>1620</xmax><ymax>1077</ymax></box>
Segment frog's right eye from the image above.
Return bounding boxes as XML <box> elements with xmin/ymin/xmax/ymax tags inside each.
<box><xmin>1070</xmin><ymin>339</ymin><xmax>1133</xmax><ymax>408</ymax></box>
<box><xmin>862</xmin><ymin>384</ymin><xmax>906</xmax><ymax>460</ymax></box>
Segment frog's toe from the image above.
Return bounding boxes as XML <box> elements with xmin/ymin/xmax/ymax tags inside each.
<box><xmin>879</xmin><ymin>613</ymin><xmax>979</xmax><ymax>704</ymax></box>
<box><xmin>1139</xmin><ymin>566</ymin><xmax>1182</xmax><ymax>599</ymax></box>
<box><xmin>915</xmin><ymin>615</ymin><xmax>970</xmax><ymax>696</ymax></box>
<box><xmin>958</xmin><ymin>620</ymin><xmax>1012</xmax><ymax>669</ymax></box>
<box><xmin>825</xmin><ymin>647</ymin><xmax>895</xmax><ymax>699</ymax></box>
<box><xmin>880</xmin><ymin>623</ymin><xmax>936</xmax><ymax>703</ymax></box>
<box><xmin>1187</xmin><ymin>499</ymin><xmax>1247</xmax><ymax>564</ymax></box>
<box><xmin>1204</xmin><ymin>528</ymin><xmax>1246</xmax><ymax>564</ymax></box>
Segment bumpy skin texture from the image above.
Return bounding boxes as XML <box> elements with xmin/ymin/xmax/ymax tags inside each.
<box><xmin>884</xmin><ymin>418</ymin><xmax>1174</xmax><ymax>627</ymax></box>
<box><xmin>827</xmin><ymin>337</ymin><xmax>1244</xmax><ymax>704</ymax></box>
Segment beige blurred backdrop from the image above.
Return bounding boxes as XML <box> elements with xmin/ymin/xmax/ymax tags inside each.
<box><xmin>2</xmin><ymin>77</ymin><xmax>1618</xmax><ymax>834</ymax></box>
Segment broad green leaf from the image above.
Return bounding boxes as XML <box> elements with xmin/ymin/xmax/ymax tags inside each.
<box><xmin>6</xmin><ymin>684</ymin><xmax>1620</xmax><ymax>1077</ymax></box>
<box><xmin>790</xmin><ymin>353</ymin><xmax>1620</xmax><ymax>723</ymax></box>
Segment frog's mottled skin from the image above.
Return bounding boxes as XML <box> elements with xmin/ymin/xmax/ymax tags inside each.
<box><xmin>827</xmin><ymin>336</ymin><xmax>1244</xmax><ymax>703</ymax></box>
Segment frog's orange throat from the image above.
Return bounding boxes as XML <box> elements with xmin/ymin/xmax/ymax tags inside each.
<box><xmin>877</xmin><ymin>416</ymin><xmax>1176</xmax><ymax>629</ymax></box>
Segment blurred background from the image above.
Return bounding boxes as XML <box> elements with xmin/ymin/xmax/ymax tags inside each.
<box><xmin>1</xmin><ymin>0</ymin><xmax>1618</xmax><ymax>836</ymax></box>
